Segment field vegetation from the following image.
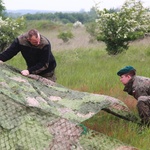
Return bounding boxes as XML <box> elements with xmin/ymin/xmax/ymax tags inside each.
<box><xmin>1</xmin><ymin>0</ymin><xmax>150</xmax><ymax>148</ymax></box>
<box><xmin>7</xmin><ymin>23</ymin><xmax>150</xmax><ymax>149</ymax></box>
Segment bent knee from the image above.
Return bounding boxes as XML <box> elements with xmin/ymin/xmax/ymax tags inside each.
<box><xmin>138</xmin><ymin>96</ymin><xmax>150</xmax><ymax>102</ymax></box>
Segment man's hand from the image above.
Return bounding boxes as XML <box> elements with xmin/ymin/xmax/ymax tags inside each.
<box><xmin>0</xmin><ymin>60</ymin><xmax>4</xmax><ymax>64</ymax></box>
<box><xmin>21</xmin><ymin>70</ymin><xmax>29</xmax><ymax>76</ymax></box>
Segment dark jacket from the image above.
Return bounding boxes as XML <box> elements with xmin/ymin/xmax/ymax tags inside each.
<box><xmin>124</xmin><ymin>76</ymin><xmax>150</xmax><ymax>100</ymax></box>
<box><xmin>0</xmin><ymin>33</ymin><xmax>56</xmax><ymax>75</ymax></box>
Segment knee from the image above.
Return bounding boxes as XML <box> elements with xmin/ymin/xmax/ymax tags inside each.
<box><xmin>137</xmin><ymin>96</ymin><xmax>150</xmax><ymax>106</ymax></box>
<box><xmin>138</xmin><ymin>96</ymin><xmax>149</xmax><ymax>102</ymax></box>
<box><xmin>137</xmin><ymin>97</ymin><xmax>147</xmax><ymax>110</ymax></box>
<box><xmin>137</xmin><ymin>96</ymin><xmax>150</xmax><ymax>111</ymax></box>
<box><xmin>137</xmin><ymin>101</ymin><xmax>144</xmax><ymax>109</ymax></box>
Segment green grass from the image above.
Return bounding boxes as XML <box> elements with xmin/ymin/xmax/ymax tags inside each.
<box><xmin>6</xmin><ymin>27</ymin><xmax>150</xmax><ymax>149</ymax></box>
<box><xmin>55</xmin><ymin>41</ymin><xmax>150</xmax><ymax>94</ymax></box>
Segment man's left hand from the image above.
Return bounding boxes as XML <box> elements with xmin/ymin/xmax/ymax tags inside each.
<box><xmin>21</xmin><ymin>70</ymin><xmax>29</xmax><ymax>76</ymax></box>
<box><xmin>0</xmin><ymin>60</ymin><xmax>4</xmax><ymax>64</ymax></box>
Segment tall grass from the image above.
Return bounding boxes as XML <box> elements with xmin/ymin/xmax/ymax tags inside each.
<box><xmin>7</xmin><ymin>27</ymin><xmax>150</xmax><ymax>149</ymax></box>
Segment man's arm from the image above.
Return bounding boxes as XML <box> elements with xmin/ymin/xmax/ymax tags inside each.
<box><xmin>0</xmin><ymin>39</ymin><xmax>20</xmax><ymax>62</ymax></box>
<box><xmin>28</xmin><ymin>45</ymin><xmax>52</xmax><ymax>74</ymax></box>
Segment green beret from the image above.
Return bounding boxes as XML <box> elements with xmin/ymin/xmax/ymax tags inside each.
<box><xmin>117</xmin><ymin>66</ymin><xmax>136</xmax><ymax>76</ymax></box>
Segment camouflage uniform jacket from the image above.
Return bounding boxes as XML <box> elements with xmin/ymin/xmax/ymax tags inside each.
<box><xmin>123</xmin><ymin>76</ymin><xmax>150</xmax><ymax>101</ymax></box>
<box><xmin>0</xmin><ymin>33</ymin><xmax>56</xmax><ymax>75</ymax></box>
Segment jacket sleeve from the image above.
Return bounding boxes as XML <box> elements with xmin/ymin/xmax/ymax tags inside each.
<box><xmin>28</xmin><ymin>44</ymin><xmax>55</xmax><ymax>74</ymax></box>
<box><xmin>133</xmin><ymin>86</ymin><xmax>149</xmax><ymax>100</ymax></box>
<box><xmin>0</xmin><ymin>39</ymin><xmax>20</xmax><ymax>62</ymax></box>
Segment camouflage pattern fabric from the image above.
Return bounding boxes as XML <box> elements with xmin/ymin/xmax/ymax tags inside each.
<box><xmin>0</xmin><ymin>64</ymin><xmax>139</xmax><ymax>150</ymax></box>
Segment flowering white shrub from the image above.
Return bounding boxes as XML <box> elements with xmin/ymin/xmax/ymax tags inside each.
<box><xmin>96</xmin><ymin>0</ymin><xmax>150</xmax><ymax>55</ymax></box>
<box><xmin>73</xmin><ymin>21</ymin><xmax>83</xmax><ymax>28</ymax></box>
<box><xmin>0</xmin><ymin>17</ymin><xmax>25</xmax><ymax>52</ymax></box>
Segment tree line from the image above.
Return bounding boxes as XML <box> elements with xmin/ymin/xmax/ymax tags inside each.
<box><xmin>5</xmin><ymin>8</ymin><xmax>97</xmax><ymax>24</ymax></box>
<box><xmin>1</xmin><ymin>0</ymin><xmax>150</xmax><ymax>55</ymax></box>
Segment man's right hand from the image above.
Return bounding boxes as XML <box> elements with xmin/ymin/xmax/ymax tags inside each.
<box><xmin>21</xmin><ymin>70</ymin><xmax>29</xmax><ymax>76</ymax></box>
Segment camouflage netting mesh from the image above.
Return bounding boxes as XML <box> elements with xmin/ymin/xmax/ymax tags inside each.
<box><xmin>0</xmin><ymin>64</ymin><xmax>139</xmax><ymax>150</ymax></box>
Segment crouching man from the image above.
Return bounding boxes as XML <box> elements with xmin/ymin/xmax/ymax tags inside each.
<box><xmin>117</xmin><ymin>66</ymin><xmax>150</xmax><ymax>126</ymax></box>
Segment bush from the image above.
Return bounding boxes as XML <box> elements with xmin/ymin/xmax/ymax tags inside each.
<box><xmin>96</xmin><ymin>0</ymin><xmax>150</xmax><ymax>55</ymax></box>
<box><xmin>57</xmin><ymin>31</ymin><xmax>74</xmax><ymax>43</ymax></box>
<box><xmin>0</xmin><ymin>17</ymin><xmax>25</xmax><ymax>51</ymax></box>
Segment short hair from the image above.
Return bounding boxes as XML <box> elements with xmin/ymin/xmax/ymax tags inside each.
<box><xmin>27</xmin><ymin>29</ymin><xmax>39</xmax><ymax>39</ymax></box>
<box><xmin>124</xmin><ymin>70</ymin><xmax>136</xmax><ymax>77</ymax></box>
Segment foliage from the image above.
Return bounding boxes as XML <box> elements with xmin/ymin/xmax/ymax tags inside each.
<box><xmin>23</xmin><ymin>9</ymin><xmax>97</xmax><ymax>24</ymax></box>
<box><xmin>25</xmin><ymin>20</ymin><xmax>63</xmax><ymax>31</ymax></box>
<box><xmin>85</xmin><ymin>22</ymin><xmax>98</xmax><ymax>42</ymax></box>
<box><xmin>0</xmin><ymin>17</ymin><xmax>25</xmax><ymax>52</ymax></box>
<box><xmin>0</xmin><ymin>0</ymin><xmax>5</xmax><ymax>17</ymax></box>
<box><xmin>96</xmin><ymin>0</ymin><xmax>150</xmax><ymax>55</ymax></box>
<box><xmin>57</xmin><ymin>30</ymin><xmax>74</xmax><ymax>43</ymax></box>
<box><xmin>73</xmin><ymin>21</ymin><xmax>83</xmax><ymax>28</ymax></box>
<box><xmin>7</xmin><ymin>25</ymin><xmax>150</xmax><ymax>149</ymax></box>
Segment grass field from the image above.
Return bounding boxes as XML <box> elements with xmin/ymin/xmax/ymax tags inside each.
<box><xmin>7</xmin><ymin>26</ymin><xmax>150</xmax><ymax>149</ymax></box>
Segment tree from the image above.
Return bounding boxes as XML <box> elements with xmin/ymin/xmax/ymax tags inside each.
<box><xmin>0</xmin><ymin>17</ymin><xmax>25</xmax><ymax>52</ymax></box>
<box><xmin>0</xmin><ymin>1</ymin><xmax>25</xmax><ymax>52</ymax></box>
<box><xmin>0</xmin><ymin>0</ymin><xmax>5</xmax><ymax>17</ymax></box>
<box><xmin>96</xmin><ymin>0</ymin><xmax>150</xmax><ymax>55</ymax></box>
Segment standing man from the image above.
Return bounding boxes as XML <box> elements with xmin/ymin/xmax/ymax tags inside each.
<box><xmin>117</xmin><ymin>66</ymin><xmax>150</xmax><ymax>126</ymax></box>
<box><xmin>0</xmin><ymin>29</ymin><xmax>57</xmax><ymax>82</ymax></box>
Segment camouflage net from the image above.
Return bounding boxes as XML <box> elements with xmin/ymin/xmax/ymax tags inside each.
<box><xmin>0</xmin><ymin>64</ymin><xmax>139</xmax><ymax>150</ymax></box>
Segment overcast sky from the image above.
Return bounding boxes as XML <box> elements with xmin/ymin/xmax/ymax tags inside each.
<box><xmin>3</xmin><ymin>0</ymin><xmax>150</xmax><ymax>12</ymax></box>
